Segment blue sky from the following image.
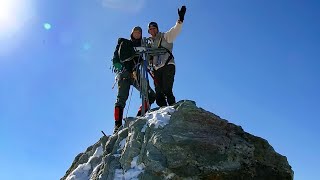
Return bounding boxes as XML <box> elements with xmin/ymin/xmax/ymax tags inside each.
<box><xmin>0</xmin><ymin>0</ymin><xmax>319</xmax><ymax>179</ymax></box>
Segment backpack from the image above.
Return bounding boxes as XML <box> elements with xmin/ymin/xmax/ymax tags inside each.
<box><xmin>118</xmin><ymin>38</ymin><xmax>136</xmax><ymax>63</ymax></box>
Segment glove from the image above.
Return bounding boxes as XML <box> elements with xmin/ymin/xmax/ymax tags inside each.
<box><xmin>113</xmin><ymin>62</ymin><xmax>123</xmax><ymax>71</ymax></box>
<box><xmin>178</xmin><ymin>5</ymin><xmax>186</xmax><ymax>22</ymax></box>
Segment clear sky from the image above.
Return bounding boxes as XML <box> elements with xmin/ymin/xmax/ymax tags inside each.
<box><xmin>0</xmin><ymin>0</ymin><xmax>319</xmax><ymax>179</ymax></box>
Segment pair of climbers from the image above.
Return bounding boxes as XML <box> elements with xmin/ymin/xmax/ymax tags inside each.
<box><xmin>111</xmin><ymin>6</ymin><xmax>187</xmax><ymax>133</ymax></box>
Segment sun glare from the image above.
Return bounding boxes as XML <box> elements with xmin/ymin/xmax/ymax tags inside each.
<box><xmin>0</xmin><ymin>2</ymin><xmax>11</xmax><ymax>23</ymax></box>
<box><xmin>0</xmin><ymin>0</ymin><xmax>34</xmax><ymax>56</ymax></box>
<box><xmin>0</xmin><ymin>0</ymin><xmax>19</xmax><ymax>36</ymax></box>
<box><xmin>0</xmin><ymin>0</ymin><xmax>34</xmax><ymax>37</ymax></box>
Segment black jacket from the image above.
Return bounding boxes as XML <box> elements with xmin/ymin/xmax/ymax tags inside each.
<box><xmin>112</xmin><ymin>38</ymin><xmax>142</xmax><ymax>72</ymax></box>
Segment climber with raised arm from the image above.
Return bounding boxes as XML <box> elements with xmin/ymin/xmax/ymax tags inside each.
<box><xmin>147</xmin><ymin>6</ymin><xmax>186</xmax><ymax>107</ymax></box>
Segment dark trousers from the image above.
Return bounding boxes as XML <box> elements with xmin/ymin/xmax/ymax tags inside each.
<box><xmin>153</xmin><ymin>64</ymin><xmax>176</xmax><ymax>107</ymax></box>
<box><xmin>115</xmin><ymin>71</ymin><xmax>155</xmax><ymax>108</ymax></box>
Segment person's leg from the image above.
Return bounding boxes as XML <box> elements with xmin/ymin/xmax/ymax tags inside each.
<box><xmin>162</xmin><ymin>64</ymin><xmax>176</xmax><ymax>105</ymax></box>
<box><xmin>113</xmin><ymin>106</ymin><xmax>123</xmax><ymax>134</ymax></box>
<box><xmin>154</xmin><ymin>67</ymin><xmax>167</xmax><ymax>107</ymax></box>
<box><xmin>147</xmin><ymin>84</ymin><xmax>156</xmax><ymax>105</ymax></box>
<box><xmin>114</xmin><ymin>72</ymin><xmax>130</xmax><ymax>133</ymax></box>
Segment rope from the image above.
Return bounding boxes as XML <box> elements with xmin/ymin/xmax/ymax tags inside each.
<box><xmin>125</xmin><ymin>86</ymin><xmax>134</xmax><ymax>118</ymax></box>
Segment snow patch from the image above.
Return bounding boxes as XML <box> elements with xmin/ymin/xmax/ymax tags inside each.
<box><xmin>117</xmin><ymin>138</ymin><xmax>127</xmax><ymax>151</ymax></box>
<box><xmin>165</xmin><ymin>173</ymin><xmax>176</xmax><ymax>179</ymax></box>
<box><xmin>113</xmin><ymin>154</ymin><xmax>121</xmax><ymax>157</ymax></box>
<box><xmin>114</xmin><ymin>156</ymin><xmax>145</xmax><ymax>180</ymax></box>
<box><xmin>144</xmin><ymin>106</ymin><xmax>175</xmax><ymax>129</ymax></box>
<box><xmin>66</xmin><ymin>145</ymin><xmax>104</xmax><ymax>180</ymax></box>
<box><xmin>92</xmin><ymin>145</ymin><xmax>103</xmax><ymax>158</ymax></box>
<box><xmin>141</xmin><ymin>124</ymin><xmax>147</xmax><ymax>132</ymax></box>
<box><xmin>66</xmin><ymin>163</ymin><xmax>91</xmax><ymax>180</ymax></box>
<box><xmin>91</xmin><ymin>161</ymin><xmax>103</xmax><ymax>179</ymax></box>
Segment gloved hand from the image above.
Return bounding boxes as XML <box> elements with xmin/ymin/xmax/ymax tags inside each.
<box><xmin>178</xmin><ymin>5</ymin><xmax>186</xmax><ymax>22</ymax></box>
<box><xmin>113</xmin><ymin>62</ymin><xmax>123</xmax><ymax>71</ymax></box>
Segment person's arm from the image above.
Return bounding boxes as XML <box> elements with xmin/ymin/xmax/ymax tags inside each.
<box><xmin>112</xmin><ymin>38</ymin><xmax>122</xmax><ymax>64</ymax></box>
<box><xmin>163</xmin><ymin>21</ymin><xmax>183</xmax><ymax>43</ymax></box>
<box><xmin>112</xmin><ymin>38</ymin><xmax>123</xmax><ymax>70</ymax></box>
<box><xmin>163</xmin><ymin>6</ymin><xmax>186</xmax><ymax>43</ymax></box>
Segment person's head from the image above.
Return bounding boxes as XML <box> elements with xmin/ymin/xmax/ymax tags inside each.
<box><xmin>148</xmin><ymin>21</ymin><xmax>158</xmax><ymax>37</ymax></box>
<box><xmin>131</xmin><ymin>26</ymin><xmax>142</xmax><ymax>40</ymax></box>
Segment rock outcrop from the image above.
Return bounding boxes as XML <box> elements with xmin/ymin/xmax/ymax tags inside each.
<box><xmin>61</xmin><ymin>100</ymin><xmax>293</xmax><ymax>180</ymax></box>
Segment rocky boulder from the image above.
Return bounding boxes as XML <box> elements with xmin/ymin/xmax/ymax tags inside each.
<box><xmin>61</xmin><ymin>100</ymin><xmax>293</xmax><ymax>180</ymax></box>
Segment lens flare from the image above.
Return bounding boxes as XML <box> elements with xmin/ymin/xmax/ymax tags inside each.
<box><xmin>44</xmin><ymin>23</ymin><xmax>51</xmax><ymax>30</ymax></box>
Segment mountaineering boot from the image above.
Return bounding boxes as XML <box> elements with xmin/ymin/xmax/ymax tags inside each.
<box><xmin>136</xmin><ymin>100</ymin><xmax>149</xmax><ymax>116</ymax></box>
<box><xmin>113</xmin><ymin>122</ymin><xmax>122</xmax><ymax>134</ymax></box>
<box><xmin>113</xmin><ymin>106</ymin><xmax>123</xmax><ymax>134</ymax></box>
<box><xmin>167</xmin><ymin>93</ymin><xmax>176</xmax><ymax>106</ymax></box>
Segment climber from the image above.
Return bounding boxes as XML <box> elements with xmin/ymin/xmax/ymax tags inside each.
<box><xmin>147</xmin><ymin>5</ymin><xmax>186</xmax><ymax>107</ymax></box>
<box><xmin>112</xmin><ymin>26</ymin><xmax>156</xmax><ymax>134</ymax></box>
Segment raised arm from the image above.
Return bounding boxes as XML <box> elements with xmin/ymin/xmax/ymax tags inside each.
<box><xmin>164</xmin><ymin>22</ymin><xmax>183</xmax><ymax>43</ymax></box>
<box><xmin>163</xmin><ymin>6</ymin><xmax>186</xmax><ymax>43</ymax></box>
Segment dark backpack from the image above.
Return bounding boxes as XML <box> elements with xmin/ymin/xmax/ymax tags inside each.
<box><xmin>118</xmin><ymin>38</ymin><xmax>136</xmax><ymax>63</ymax></box>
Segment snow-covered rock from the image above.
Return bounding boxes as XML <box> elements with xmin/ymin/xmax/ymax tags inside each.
<box><xmin>61</xmin><ymin>100</ymin><xmax>293</xmax><ymax>180</ymax></box>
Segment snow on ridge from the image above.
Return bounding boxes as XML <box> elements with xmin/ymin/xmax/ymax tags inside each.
<box><xmin>66</xmin><ymin>144</ymin><xmax>104</xmax><ymax>180</ymax></box>
<box><xmin>143</xmin><ymin>106</ymin><xmax>175</xmax><ymax>130</ymax></box>
<box><xmin>114</xmin><ymin>156</ymin><xmax>145</xmax><ymax>180</ymax></box>
<box><xmin>92</xmin><ymin>145</ymin><xmax>103</xmax><ymax>158</ymax></box>
<box><xmin>117</xmin><ymin>137</ymin><xmax>127</xmax><ymax>151</ymax></box>
<box><xmin>141</xmin><ymin>124</ymin><xmax>147</xmax><ymax>132</ymax></box>
<box><xmin>66</xmin><ymin>163</ymin><xmax>91</xmax><ymax>180</ymax></box>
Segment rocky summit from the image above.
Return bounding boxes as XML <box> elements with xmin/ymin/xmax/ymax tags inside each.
<box><xmin>61</xmin><ymin>100</ymin><xmax>293</xmax><ymax>180</ymax></box>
